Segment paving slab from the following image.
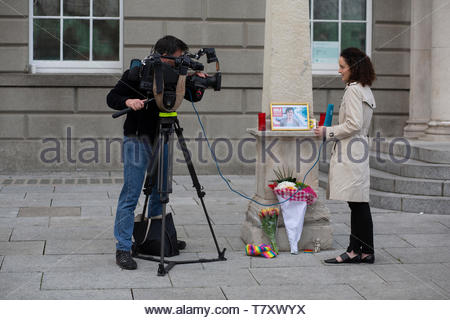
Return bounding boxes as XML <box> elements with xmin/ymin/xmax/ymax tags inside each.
<box><xmin>250</xmin><ymin>265</ymin><xmax>384</xmax><ymax>287</ymax></box>
<box><xmin>0</xmin><ymin>241</ymin><xmax>45</xmax><ymax>255</ymax></box>
<box><xmin>45</xmin><ymin>239</ymin><xmax>115</xmax><ymax>255</ymax></box>
<box><xmin>133</xmin><ymin>287</ymin><xmax>225</xmax><ymax>300</ymax></box>
<box><xmin>51</xmin><ymin>199</ymin><xmax>116</xmax><ymax>207</ymax></box>
<box><xmin>432</xmin><ymin>279</ymin><xmax>450</xmax><ymax>295</ymax></box>
<box><xmin>200</xmin><ymin>252</ymin><xmax>250</xmax><ymax>272</ymax></box>
<box><xmin>332</xmin><ymin>223</ymin><xmax>351</xmax><ymax>235</ymax></box>
<box><xmin>170</xmin><ymin>212</ymin><xmax>210</xmax><ymax>225</ymax></box>
<box><xmin>1</xmin><ymin>254</ymin><xmax>118</xmax><ymax>273</ymax></box>
<box><xmin>0</xmin><ymin>199</ymin><xmax>51</xmax><ymax>208</ymax></box>
<box><xmin>184</xmin><ymin>224</ymin><xmax>241</xmax><ymax>239</ymax></box>
<box><xmin>222</xmin><ymin>284</ymin><xmax>363</xmax><ymax>300</ymax></box>
<box><xmin>49</xmin><ymin>216</ymin><xmax>114</xmax><ymax>228</ymax></box>
<box><xmin>328</xmin><ymin>213</ymin><xmax>349</xmax><ymax>224</ymax></box>
<box><xmin>11</xmin><ymin>226</ymin><xmax>114</xmax><ymax>241</ymax></box>
<box><xmin>181</xmin><ymin>237</ymin><xmax>230</xmax><ymax>253</ymax></box>
<box><xmin>167</xmin><ymin>197</ymin><xmax>199</xmax><ymax>206</ymax></box>
<box><xmin>26</xmin><ymin>192</ymin><xmax>109</xmax><ymax>201</ymax></box>
<box><xmin>81</xmin><ymin>206</ymin><xmax>112</xmax><ymax>216</ymax></box>
<box><xmin>0</xmin><ymin>207</ymin><xmax>19</xmax><ymax>218</ymax></box>
<box><xmin>0</xmin><ymin>193</ymin><xmax>26</xmax><ymax>201</ymax></box>
<box><xmin>373</xmin><ymin>221</ymin><xmax>449</xmax><ymax>235</ymax></box>
<box><xmin>325</xmin><ymin>204</ymin><xmax>351</xmax><ymax>213</ymax></box>
<box><xmin>433</xmin><ymin>215</ymin><xmax>450</xmax><ymax>228</ymax></box>
<box><xmin>250</xmin><ymin>252</ymin><xmax>322</xmax><ymax>269</ymax></box>
<box><xmin>350</xmin><ymin>281</ymin><xmax>449</xmax><ymax>300</ymax></box>
<box><xmin>6</xmin><ymin>289</ymin><xmax>133</xmax><ymax>300</ymax></box>
<box><xmin>18</xmin><ymin>207</ymin><xmax>80</xmax><ymax>217</ymax></box>
<box><xmin>0</xmin><ymin>185</ymin><xmax>55</xmax><ymax>193</ymax></box>
<box><xmin>398</xmin><ymin>233</ymin><xmax>450</xmax><ymax>248</ymax></box>
<box><xmin>210</xmin><ymin>212</ymin><xmax>246</xmax><ymax>225</ymax></box>
<box><xmin>169</xmin><ymin>268</ymin><xmax>258</xmax><ymax>288</ymax></box>
<box><xmin>0</xmin><ymin>272</ymin><xmax>43</xmax><ymax>299</ymax></box>
<box><xmin>384</xmin><ymin>247</ymin><xmax>450</xmax><ymax>264</ymax></box>
<box><xmin>334</xmin><ymin>234</ymin><xmax>413</xmax><ymax>249</ymax></box>
<box><xmin>0</xmin><ymin>217</ymin><xmax>49</xmax><ymax>227</ymax></box>
<box><xmin>0</xmin><ymin>227</ymin><xmax>12</xmax><ymax>241</ymax></box>
<box><xmin>42</xmin><ymin>269</ymin><xmax>172</xmax><ymax>290</ymax></box>
<box><xmin>369</xmin><ymin>263</ymin><xmax>450</xmax><ymax>283</ymax></box>
<box><xmin>225</xmin><ymin>236</ymin><xmax>246</xmax><ymax>251</ymax></box>
<box><xmin>202</xmin><ymin>193</ymin><xmax>249</xmax><ymax>204</ymax></box>
<box><xmin>54</xmin><ymin>185</ymin><xmax>121</xmax><ymax>193</ymax></box>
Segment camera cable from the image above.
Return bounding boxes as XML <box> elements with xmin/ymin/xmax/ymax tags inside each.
<box><xmin>188</xmin><ymin>90</ymin><xmax>324</xmax><ymax>207</ymax></box>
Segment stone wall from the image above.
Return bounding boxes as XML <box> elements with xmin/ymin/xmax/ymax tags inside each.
<box><xmin>0</xmin><ymin>0</ymin><xmax>411</xmax><ymax>173</ymax></box>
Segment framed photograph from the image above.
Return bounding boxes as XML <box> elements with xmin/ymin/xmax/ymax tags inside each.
<box><xmin>270</xmin><ymin>103</ymin><xmax>310</xmax><ymax>131</ymax></box>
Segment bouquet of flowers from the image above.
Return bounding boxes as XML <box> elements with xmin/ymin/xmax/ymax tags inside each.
<box><xmin>269</xmin><ymin>167</ymin><xmax>318</xmax><ymax>254</ymax></box>
<box><xmin>258</xmin><ymin>208</ymin><xmax>280</xmax><ymax>254</ymax></box>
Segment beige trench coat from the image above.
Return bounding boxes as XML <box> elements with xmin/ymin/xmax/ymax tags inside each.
<box><xmin>324</xmin><ymin>82</ymin><xmax>376</xmax><ymax>202</ymax></box>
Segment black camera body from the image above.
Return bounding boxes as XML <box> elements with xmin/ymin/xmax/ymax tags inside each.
<box><xmin>128</xmin><ymin>48</ymin><xmax>221</xmax><ymax>111</ymax></box>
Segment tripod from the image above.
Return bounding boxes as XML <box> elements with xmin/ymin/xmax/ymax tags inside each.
<box><xmin>132</xmin><ymin>112</ymin><xmax>226</xmax><ymax>276</ymax></box>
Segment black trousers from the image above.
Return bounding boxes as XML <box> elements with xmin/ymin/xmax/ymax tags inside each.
<box><xmin>347</xmin><ymin>202</ymin><xmax>374</xmax><ymax>254</ymax></box>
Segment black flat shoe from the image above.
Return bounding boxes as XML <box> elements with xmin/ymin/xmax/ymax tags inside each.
<box><xmin>177</xmin><ymin>240</ymin><xmax>186</xmax><ymax>250</ymax></box>
<box><xmin>361</xmin><ymin>254</ymin><xmax>375</xmax><ymax>264</ymax></box>
<box><xmin>324</xmin><ymin>252</ymin><xmax>361</xmax><ymax>264</ymax></box>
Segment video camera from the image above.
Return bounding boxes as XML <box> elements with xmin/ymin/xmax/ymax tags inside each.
<box><xmin>128</xmin><ymin>48</ymin><xmax>221</xmax><ymax>112</ymax></box>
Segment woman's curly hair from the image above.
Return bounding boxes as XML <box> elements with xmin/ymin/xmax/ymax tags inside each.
<box><xmin>341</xmin><ymin>48</ymin><xmax>376</xmax><ymax>87</ymax></box>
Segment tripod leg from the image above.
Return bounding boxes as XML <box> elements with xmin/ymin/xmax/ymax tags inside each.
<box><xmin>174</xmin><ymin>120</ymin><xmax>226</xmax><ymax>260</ymax></box>
<box><xmin>140</xmin><ymin>138</ymin><xmax>161</xmax><ymax>221</ymax></box>
<box><xmin>157</xmin><ymin>125</ymin><xmax>175</xmax><ymax>276</ymax></box>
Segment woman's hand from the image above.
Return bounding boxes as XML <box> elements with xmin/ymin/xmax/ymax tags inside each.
<box><xmin>125</xmin><ymin>99</ymin><xmax>147</xmax><ymax>111</ymax></box>
<box><xmin>314</xmin><ymin>126</ymin><xmax>325</xmax><ymax>137</ymax></box>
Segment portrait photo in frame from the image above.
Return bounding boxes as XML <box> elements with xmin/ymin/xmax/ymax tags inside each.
<box><xmin>270</xmin><ymin>103</ymin><xmax>310</xmax><ymax>131</ymax></box>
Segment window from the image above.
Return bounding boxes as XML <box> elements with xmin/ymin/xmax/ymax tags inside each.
<box><xmin>30</xmin><ymin>0</ymin><xmax>122</xmax><ymax>73</ymax></box>
<box><xmin>310</xmin><ymin>0</ymin><xmax>372</xmax><ymax>74</ymax></box>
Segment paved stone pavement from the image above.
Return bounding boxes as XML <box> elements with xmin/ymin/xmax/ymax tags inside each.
<box><xmin>0</xmin><ymin>173</ymin><xmax>449</xmax><ymax>300</ymax></box>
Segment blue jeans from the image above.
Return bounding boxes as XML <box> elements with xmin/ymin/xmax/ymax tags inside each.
<box><xmin>114</xmin><ymin>136</ymin><xmax>168</xmax><ymax>251</ymax></box>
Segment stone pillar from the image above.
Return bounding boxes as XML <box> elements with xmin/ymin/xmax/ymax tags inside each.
<box><xmin>424</xmin><ymin>0</ymin><xmax>450</xmax><ymax>140</ymax></box>
<box><xmin>261</xmin><ymin>0</ymin><xmax>314</xmax><ymax>118</ymax></box>
<box><xmin>404</xmin><ymin>0</ymin><xmax>432</xmax><ymax>138</ymax></box>
<box><xmin>241</xmin><ymin>0</ymin><xmax>332</xmax><ymax>251</ymax></box>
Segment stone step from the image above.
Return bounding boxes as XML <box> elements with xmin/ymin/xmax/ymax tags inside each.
<box><xmin>319</xmin><ymin>172</ymin><xmax>450</xmax><ymax>215</ymax></box>
<box><xmin>320</xmin><ymin>164</ymin><xmax>450</xmax><ymax>196</ymax></box>
<box><xmin>369</xmin><ymin>152</ymin><xmax>450</xmax><ymax>180</ymax></box>
<box><xmin>321</xmin><ymin>152</ymin><xmax>450</xmax><ymax>180</ymax></box>
<box><xmin>370</xmin><ymin>139</ymin><xmax>450</xmax><ymax>164</ymax></box>
<box><xmin>369</xmin><ymin>190</ymin><xmax>450</xmax><ymax>215</ymax></box>
<box><xmin>370</xmin><ymin>168</ymin><xmax>449</xmax><ymax>196</ymax></box>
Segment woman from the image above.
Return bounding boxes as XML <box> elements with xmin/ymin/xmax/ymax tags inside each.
<box><xmin>314</xmin><ymin>48</ymin><xmax>377</xmax><ymax>264</ymax></box>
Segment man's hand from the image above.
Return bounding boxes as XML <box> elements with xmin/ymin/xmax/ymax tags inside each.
<box><xmin>125</xmin><ymin>99</ymin><xmax>146</xmax><ymax>111</ymax></box>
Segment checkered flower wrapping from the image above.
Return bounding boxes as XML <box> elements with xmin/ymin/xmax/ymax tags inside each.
<box><xmin>273</xmin><ymin>188</ymin><xmax>317</xmax><ymax>205</ymax></box>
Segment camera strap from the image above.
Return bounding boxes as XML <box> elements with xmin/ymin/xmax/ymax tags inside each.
<box><xmin>152</xmin><ymin>71</ymin><xmax>186</xmax><ymax>113</ymax></box>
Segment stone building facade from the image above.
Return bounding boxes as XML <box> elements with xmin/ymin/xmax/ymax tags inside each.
<box><xmin>0</xmin><ymin>0</ymin><xmax>422</xmax><ymax>173</ymax></box>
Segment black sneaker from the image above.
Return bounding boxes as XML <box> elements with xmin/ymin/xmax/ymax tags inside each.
<box><xmin>116</xmin><ymin>250</ymin><xmax>137</xmax><ymax>270</ymax></box>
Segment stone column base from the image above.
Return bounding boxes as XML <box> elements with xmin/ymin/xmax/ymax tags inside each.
<box><xmin>423</xmin><ymin>121</ymin><xmax>450</xmax><ymax>141</ymax></box>
<box><xmin>241</xmin><ymin>194</ymin><xmax>333</xmax><ymax>251</ymax></box>
<box><xmin>403</xmin><ymin>120</ymin><xmax>428</xmax><ymax>138</ymax></box>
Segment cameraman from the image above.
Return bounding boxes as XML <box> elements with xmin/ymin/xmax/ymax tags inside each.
<box><xmin>107</xmin><ymin>35</ymin><xmax>205</xmax><ymax>270</ymax></box>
